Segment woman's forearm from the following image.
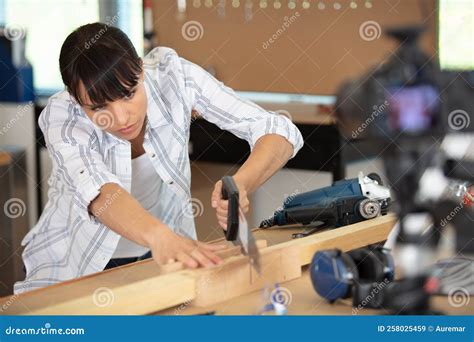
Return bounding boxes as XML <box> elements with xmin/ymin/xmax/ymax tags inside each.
<box><xmin>89</xmin><ymin>182</ymin><xmax>225</xmax><ymax>267</ymax></box>
<box><xmin>234</xmin><ymin>134</ymin><xmax>294</xmax><ymax>194</ymax></box>
<box><xmin>88</xmin><ymin>182</ymin><xmax>162</xmax><ymax>247</ymax></box>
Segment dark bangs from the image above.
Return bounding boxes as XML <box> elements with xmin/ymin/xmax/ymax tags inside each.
<box><xmin>59</xmin><ymin>23</ymin><xmax>142</xmax><ymax>106</ymax></box>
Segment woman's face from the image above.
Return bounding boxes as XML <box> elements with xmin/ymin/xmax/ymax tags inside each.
<box><xmin>78</xmin><ymin>71</ymin><xmax>148</xmax><ymax>141</ymax></box>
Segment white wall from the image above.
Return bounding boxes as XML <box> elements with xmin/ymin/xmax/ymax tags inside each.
<box><xmin>0</xmin><ymin>101</ymin><xmax>38</xmax><ymax>227</ymax></box>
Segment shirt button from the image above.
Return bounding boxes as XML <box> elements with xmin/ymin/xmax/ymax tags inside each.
<box><xmin>150</xmin><ymin>153</ymin><xmax>156</xmax><ymax>158</ymax></box>
<box><xmin>168</xmin><ymin>181</ymin><xmax>174</xmax><ymax>185</ymax></box>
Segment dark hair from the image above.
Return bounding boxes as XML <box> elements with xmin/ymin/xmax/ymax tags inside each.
<box><xmin>59</xmin><ymin>23</ymin><xmax>142</xmax><ymax>106</ymax></box>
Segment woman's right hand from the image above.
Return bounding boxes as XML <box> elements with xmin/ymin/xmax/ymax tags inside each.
<box><xmin>147</xmin><ymin>224</ymin><xmax>227</xmax><ymax>268</ymax></box>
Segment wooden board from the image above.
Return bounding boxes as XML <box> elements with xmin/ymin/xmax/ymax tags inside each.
<box><xmin>0</xmin><ymin>152</ymin><xmax>12</xmax><ymax>166</ymax></box>
<box><xmin>192</xmin><ymin>243</ymin><xmax>301</xmax><ymax>307</ymax></box>
<box><xmin>0</xmin><ymin>272</ymin><xmax>196</xmax><ymax>315</ymax></box>
<box><xmin>157</xmin><ymin>239</ymin><xmax>268</xmax><ymax>274</ymax></box>
<box><xmin>0</xmin><ymin>215</ymin><xmax>396</xmax><ymax>315</ymax></box>
<box><xmin>161</xmin><ymin>265</ymin><xmax>474</xmax><ymax>316</ymax></box>
<box><xmin>191</xmin><ymin>214</ymin><xmax>395</xmax><ymax>307</ymax></box>
<box><xmin>275</xmin><ymin>213</ymin><xmax>396</xmax><ymax>266</ymax></box>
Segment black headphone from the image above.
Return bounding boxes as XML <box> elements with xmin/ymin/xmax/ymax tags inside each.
<box><xmin>310</xmin><ymin>245</ymin><xmax>395</xmax><ymax>308</ymax></box>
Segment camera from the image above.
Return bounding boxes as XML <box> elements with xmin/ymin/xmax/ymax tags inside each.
<box><xmin>335</xmin><ymin>25</ymin><xmax>474</xmax><ymax>314</ymax></box>
<box><xmin>336</xmin><ymin>25</ymin><xmax>473</xmax><ymax>142</ymax></box>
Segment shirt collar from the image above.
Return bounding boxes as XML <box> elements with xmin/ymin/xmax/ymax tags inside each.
<box><xmin>143</xmin><ymin>68</ymin><xmax>170</xmax><ymax>130</ymax></box>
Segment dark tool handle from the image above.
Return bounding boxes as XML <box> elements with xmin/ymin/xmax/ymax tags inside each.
<box><xmin>221</xmin><ymin>176</ymin><xmax>239</xmax><ymax>241</ymax></box>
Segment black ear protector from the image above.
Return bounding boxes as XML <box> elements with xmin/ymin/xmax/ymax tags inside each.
<box><xmin>348</xmin><ymin>246</ymin><xmax>394</xmax><ymax>284</ymax></box>
<box><xmin>310</xmin><ymin>245</ymin><xmax>395</xmax><ymax>307</ymax></box>
<box><xmin>348</xmin><ymin>246</ymin><xmax>395</xmax><ymax>308</ymax></box>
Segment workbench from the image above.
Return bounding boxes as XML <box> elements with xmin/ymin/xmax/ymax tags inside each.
<box><xmin>161</xmin><ymin>217</ymin><xmax>471</xmax><ymax>316</ymax></box>
<box><xmin>0</xmin><ymin>215</ymin><xmax>471</xmax><ymax>316</ymax></box>
<box><xmin>163</xmin><ymin>266</ymin><xmax>471</xmax><ymax>316</ymax></box>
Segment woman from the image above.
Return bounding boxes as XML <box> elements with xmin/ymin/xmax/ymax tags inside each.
<box><xmin>15</xmin><ymin>23</ymin><xmax>303</xmax><ymax>294</ymax></box>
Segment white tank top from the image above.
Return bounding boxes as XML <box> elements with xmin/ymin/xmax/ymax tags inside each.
<box><xmin>111</xmin><ymin>153</ymin><xmax>161</xmax><ymax>258</ymax></box>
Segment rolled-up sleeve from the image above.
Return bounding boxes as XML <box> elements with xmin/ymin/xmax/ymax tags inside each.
<box><xmin>39</xmin><ymin>99</ymin><xmax>123</xmax><ymax>222</ymax></box>
<box><xmin>180</xmin><ymin>57</ymin><xmax>303</xmax><ymax>158</ymax></box>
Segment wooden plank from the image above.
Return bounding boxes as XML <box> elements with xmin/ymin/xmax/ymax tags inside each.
<box><xmin>267</xmin><ymin>214</ymin><xmax>396</xmax><ymax>266</ymax></box>
<box><xmin>162</xmin><ymin>266</ymin><xmax>473</xmax><ymax>316</ymax></box>
<box><xmin>189</xmin><ymin>214</ymin><xmax>395</xmax><ymax>307</ymax></box>
<box><xmin>192</xmin><ymin>244</ymin><xmax>301</xmax><ymax>307</ymax></box>
<box><xmin>0</xmin><ymin>241</ymin><xmax>268</xmax><ymax>315</ymax></box>
<box><xmin>0</xmin><ymin>152</ymin><xmax>12</xmax><ymax>166</ymax></box>
<box><xmin>0</xmin><ymin>272</ymin><xmax>196</xmax><ymax>315</ymax></box>
<box><xmin>157</xmin><ymin>240</ymin><xmax>268</xmax><ymax>274</ymax></box>
<box><xmin>0</xmin><ymin>215</ymin><xmax>395</xmax><ymax>314</ymax></box>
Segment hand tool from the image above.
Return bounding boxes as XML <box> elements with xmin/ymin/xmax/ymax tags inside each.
<box><xmin>221</xmin><ymin>176</ymin><xmax>261</xmax><ymax>274</ymax></box>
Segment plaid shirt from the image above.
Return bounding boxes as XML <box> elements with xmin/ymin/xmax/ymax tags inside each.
<box><xmin>14</xmin><ymin>47</ymin><xmax>303</xmax><ymax>294</ymax></box>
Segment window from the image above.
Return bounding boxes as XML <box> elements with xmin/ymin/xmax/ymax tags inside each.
<box><xmin>2</xmin><ymin>0</ymin><xmax>143</xmax><ymax>95</ymax></box>
<box><xmin>438</xmin><ymin>0</ymin><xmax>474</xmax><ymax>71</ymax></box>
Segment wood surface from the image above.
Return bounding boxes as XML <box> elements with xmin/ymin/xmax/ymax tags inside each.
<box><xmin>161</xmin><ymin>265</ymin><xmax>474</xmax><ymax>316</ymax></box>
<box><xmin>0</xmin><ymin>152</ymin><xmax>12</xmax><ymax>166</ymax></box>
<box><xmin>0</xmin><ymin>215</ymin><xmax>396</xmax><ymax>315</ymax></box>
<box><xmin>0</xmin><ymin>272</ymin><xmax>196</xmax><ymax>315</ymax></box>
<box><xmin>152</xmin><ymin>1</ymin><xmax>436</xmax><ymax>95</ymax></box>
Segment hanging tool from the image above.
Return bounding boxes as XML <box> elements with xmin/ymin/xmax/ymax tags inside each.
<box><xmin>244</xmin><ymin>0</ymin><xmax>253</xmax><ymax>22</ymax></box>
<box><xmin>177</xmin><ymin>0</ymin><xmax>187</xmax><ymax>14</ymax></box>
<box><xmin>176</xmin><ymin>0</ymin><xmax>187</xmax><ymax>21</ymax></box>
<box><xmin>217</xmin><ymin>0</ymin><xmax>226</xmax><ymax>18</ymax></box>
<box><xmin>221</xmin><ymin>176</ymin><xmax>261</xmax><ymax>274</ymax></box>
